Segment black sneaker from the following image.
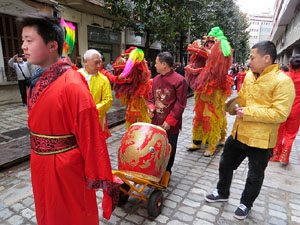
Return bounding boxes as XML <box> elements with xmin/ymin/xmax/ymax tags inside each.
<box><xmin>234</xmin><ymin>203</ymin><xmax>251</xmax><ymax>220</ymax></box>
<box><xmin>204</xmin><ymin>190</ymin><xmax>228</xmax><ymax>203</ymax></box>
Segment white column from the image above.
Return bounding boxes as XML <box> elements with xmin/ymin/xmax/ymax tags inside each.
<box><xmin>121</xmin><ymin>30</ymin><xmax>126</xmax><ymax>53</ymax></box>
<box><xmin>0</xmin><ymin>37</ymin><xmax>6</xmax><ymax>83</ymax></box>
<box><xmin>292</xmin><ymin>47</ymin><xmax>300</xmax><ymax>55</ymax></box>
<box><xmin>283</xmin><ymin>53</ymin><xmax>289</xmax><ymax>65</ymax></box>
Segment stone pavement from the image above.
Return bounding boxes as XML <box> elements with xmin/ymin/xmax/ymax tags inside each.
<box><xmin>1</xmin><ymin>93</ymin><xmax>300</xmax><ymax>224</ymax></box>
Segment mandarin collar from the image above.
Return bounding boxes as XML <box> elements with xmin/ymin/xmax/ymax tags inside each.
<box><xmin>163</xmin><ymin>69</ymin><xmax>174</xmax><ymax>77</ymax></box>
<box><xmin>253</xmin><ymin>64</ymin><xmax>280</xmax><ymax>79</ymax></box>
<box><xmin>84</xmin><ymin>68</ymin><xmax>98</xmax><ymax>76</ymax></box>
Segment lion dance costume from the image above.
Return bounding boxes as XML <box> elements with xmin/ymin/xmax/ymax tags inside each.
<box><xmin>112</xmin><ymin>47</ymin><xmax>151</xmax><ymax>129</ymax></box>
<box><xmin>185</xmin><ymin>27</ymin><xmax>233</xmax><ymax>156</ymax></box>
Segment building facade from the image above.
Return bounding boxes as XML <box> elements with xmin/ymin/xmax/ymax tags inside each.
<box><xmin>247</xmin><ymin>13</ymin><xmax>273</xmax><ymax>48</ymax></box>
<box><xmin>0</xmin><ymin>0</ymin><xmax>161</xmax><ymax>104</ymax></box>
<box><xmin>270</xmin><ymin>0</ymin><xmax>300</xmax><ymax>65</ymax></box>
<box><xmin>0</xmin><ymin>0</ymin><xmax>125</xmax><ymax>83</ymax></box>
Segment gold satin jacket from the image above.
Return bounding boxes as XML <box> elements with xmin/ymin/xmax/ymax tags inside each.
<box><xmin>231</xmin><ymin>64</ymin><xmax>295</xmax><ymax>149</ymax></box>
<box><xmin>78</xmin><ymin>69</ymin><xmax>113</xmax><ymax>128</ymax></box>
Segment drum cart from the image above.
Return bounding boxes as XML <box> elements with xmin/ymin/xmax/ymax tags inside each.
<box><xmin>113</xmin><ymin>147</ymin><xmax>171</xmax><ymax>218</ymax></box>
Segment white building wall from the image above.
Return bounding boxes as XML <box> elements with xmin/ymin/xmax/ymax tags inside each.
<box><xmin>271</xmin><ymin>0</ymin><xmax>300</xmax><ymax>63</ymax></box>
<box><xmin>247</xmin><ymin>14</ymin><xmax>273</xmax><ymax>48</ymax></box>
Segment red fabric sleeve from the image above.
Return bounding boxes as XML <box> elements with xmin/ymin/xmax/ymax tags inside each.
<box><xmin>100</xmin><ymin>68</ymin><xmax>127</xmax><ymax>84</ymax></box>
<box><xmin>148</xmin><ymin>83</ymin><xmax>156</xmax><ymax>111</ymax></box>
<box><xmin>165</xmin><ymin>114</ymin><xmax>178</xmax><ymax>127</ymax></box>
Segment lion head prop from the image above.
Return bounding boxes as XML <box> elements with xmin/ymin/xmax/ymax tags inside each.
<box><xmin>112</xmin><ymin>47</ymin><xmax>151</xmax><ymax>100</ymax></box>
<box><xmin>185</xmin><ymin>27</ymin><xmax>233</xmax><ymax>94</ymax></box>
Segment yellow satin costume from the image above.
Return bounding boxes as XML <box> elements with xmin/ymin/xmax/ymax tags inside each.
<box><xmin>78</xmin><ymin>68</ymin><xmax>113</xmax><ymax>131</ymax></box>
<box><xmin>232</xmin><ymin>64</ymin><xmax>295</xmax><ymax>149</ymax></box>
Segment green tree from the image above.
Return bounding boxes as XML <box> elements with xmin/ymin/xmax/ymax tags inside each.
<box><xmin>189</xmin><ymin>0</ymin><xmax>250</xmax><ymax>63</ymax></box>
<box><xmin>105</xmin><ymin>0</ymin><xmax>190</xmax><ymax>58</ymax></box>
<box><xmin>104</xmin><ymin>0</ymin><xmax>250</xmax><ymax>63</ymax></box>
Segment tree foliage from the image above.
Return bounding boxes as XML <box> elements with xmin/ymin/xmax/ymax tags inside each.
<box><xmin>104</xmin><ymin>0</ymin><xmax>250</xmax><ymax>63</ymax></box>
<box><xmin>188</xmin><ymin>0</ymin><xmax>250</xmax><ymax>64</ymax></box>
<box><xmin>105</xmin><ymin>0</ymin><xmax>190</xmax><ymax>58</ymax></box>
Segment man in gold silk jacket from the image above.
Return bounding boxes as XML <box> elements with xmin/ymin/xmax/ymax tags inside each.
<box><xmin>205</xmin><ymin>41</ymin><xmax>295</xmax><ymax>220</ymax></box>
<box><xmin>78</xmin><ymin>49</ymin><xmax>113</xmax><ymax>139</ymax></box>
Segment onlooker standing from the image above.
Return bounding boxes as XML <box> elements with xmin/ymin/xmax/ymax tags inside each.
<box><xmin>148</xmin><ymin>52</ymin><xmax>188</xmax><ymax>176</ymax></box>
<box><xmin>233</xmin><ymin>63</ymin><xmax>238</xmax><ymax>89</ymax></box>
<box><xmin>75</xmin><ymin>55</ymin><xmax>83</xmax><ymax>68</ymax></box>
<box><xmin>270</xmin><ymin>54</ymin><xmax>300</xmax><ymax>165</ymax></box>
<box><xmin>8</xmin><ymin>54</ymin><xmax>31</xmax><ymax>106</ymax></box>
<box><xmin>236</xmin><ymin>67</ymin><xmax>246</xmax><ymax>92</ymax></box>
<box><xmin>174</xmin><ymin>62</ymin><xmax>185</xmax><ymax>77</ymax></box>
<box><xmin>205</xmin><ymin>41</ymin><xmax>295</xmax><ymax>220</ymax></box>
<box><xmin>106</xmin><ymin>60</ymin><xmax>114</xmax><ymax>74</ymax></box>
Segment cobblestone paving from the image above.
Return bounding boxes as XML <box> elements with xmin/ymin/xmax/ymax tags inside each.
<box><xmin>0</xmin><ymin>104</ymin><xmax>28</xmax><ymax>133</ymax></box>
<box><xmin>1</xmin><ymin>94</ymin><xmax>300</xmax><ymax>224</ymax></box>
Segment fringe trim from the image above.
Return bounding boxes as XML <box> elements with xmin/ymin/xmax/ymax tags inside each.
<box><xmin>192</xmin><ymin>89</ymin><xmax>229</xmax><ymax>147</ymax></box>
<box><xmin>119</xmin><ymin>95</ymin><xmax>151</xmax><ymax>129</ymax></box>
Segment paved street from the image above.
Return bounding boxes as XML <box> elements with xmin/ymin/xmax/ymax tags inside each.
<box><xmin>1</xmin><ymin>93</ymin><xmax>300</xmax><ymax>224</ymax></box>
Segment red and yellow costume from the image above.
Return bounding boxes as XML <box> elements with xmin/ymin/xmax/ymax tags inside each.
<box><xmin>28</xmin><ymin>59</ymin><xmax>119</xmax><ymax>225</ymax></box>
<box><xmin>185</xmin><ymin>27</ymin><xmax>233</xmax><ymax>156</ymax></box>
<box><xmin>112</xmin><ymin>47</ymin><xmax>152</xmax><ymax>129</ymax></box>
<box><xmin>271</xmin><ymin>68</ymin><xmax>300</xmax><ymax>164</ymax></box>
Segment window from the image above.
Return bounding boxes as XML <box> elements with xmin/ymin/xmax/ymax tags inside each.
<box><xmin>0</xmin><ymin>13</ymin><xmax>22</xmax><ymax>81</ymax></box>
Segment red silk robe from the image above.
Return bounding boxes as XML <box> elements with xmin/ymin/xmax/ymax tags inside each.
<box><xmin>28</xmin><ymin>61</ymin><xmax>116</xmax><ymax>225</ymax></box>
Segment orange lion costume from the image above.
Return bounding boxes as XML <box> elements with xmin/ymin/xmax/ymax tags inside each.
<box><xmin>185</xmin><ymin>27</ymin><xmax>233</xmax><ymax>156</ymax></box>
<box><xmin>112</xmin><ymin>47</ymin><xmax>152</xmax><ymax>129</ymax></box>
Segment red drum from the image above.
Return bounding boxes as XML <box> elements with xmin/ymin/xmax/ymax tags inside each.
<box><xmin>118</xmin><ymin>122</ymin><xmax>170</xmax><ymax>182</ymax></box>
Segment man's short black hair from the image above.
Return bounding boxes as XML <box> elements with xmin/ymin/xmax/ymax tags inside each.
<box><xmin>252</xmin><ymin>41</ymin><xmax>277</xmax><ymax>63</ymax></box>
<box><xmin>157</xmin><ymin>52</ymin><xmax>174</xmax><ymax>68</ymax></box>
<box><xmin>289</xmin><ymin>54</ymin><xmax>300</xmax><ymax>70</ymax></box>
<box><xmin>17</xmin><ymin>13</ymin><xmax>65</xmax><ymax>56</ymax></box>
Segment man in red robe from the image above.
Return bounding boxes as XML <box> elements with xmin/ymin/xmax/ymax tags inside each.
<box><xmin>18</xmin><ymin>13</ymin><xmax>119</xmax><ymax>225</ymax></box>
<box><xmin>148</xmin><ymin>52</ymin><xmax>188</xmax><ymax>176</ymax></box>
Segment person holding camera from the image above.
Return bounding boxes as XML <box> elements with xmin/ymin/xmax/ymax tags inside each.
<box><xmin>8</xmin><ymin>54</ymin><xmax>32</xmax><ymax>106</ymax></box>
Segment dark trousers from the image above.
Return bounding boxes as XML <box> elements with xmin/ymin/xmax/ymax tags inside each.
<box><xmin>18</xmin><ymin>80</ymin><xmax>29</xmax><ymax>104</ymax></box>
<box><xmin>217</xmin><ymin>135</ymin><xmax>272</xmax><ymax>208</ymax></box>
<box><xmin>166</xmin><ymin>133</ymin><xmax>179</xmax><ymax>173</ymax></box>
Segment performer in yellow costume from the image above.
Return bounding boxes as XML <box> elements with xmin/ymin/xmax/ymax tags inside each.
<box><xmin>78</xmin><ymin>49</ymin><xmax>113</xmax><ymax>138</ymax></box>
<box><xmin>185</xmin><ymin>27</ymin><xmax>233</xmax><ymax>156</ymax></box>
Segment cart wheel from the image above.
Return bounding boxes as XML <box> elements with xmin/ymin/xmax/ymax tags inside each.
<box><xmin>148</xmin><ymin>190</ymin><xmax>163</xmax><ymax>217</ymax></box>
<box><xmin>118</xmin><ymin>183</ymin><xmax>130</xmax><ymax>206</ymax></box>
